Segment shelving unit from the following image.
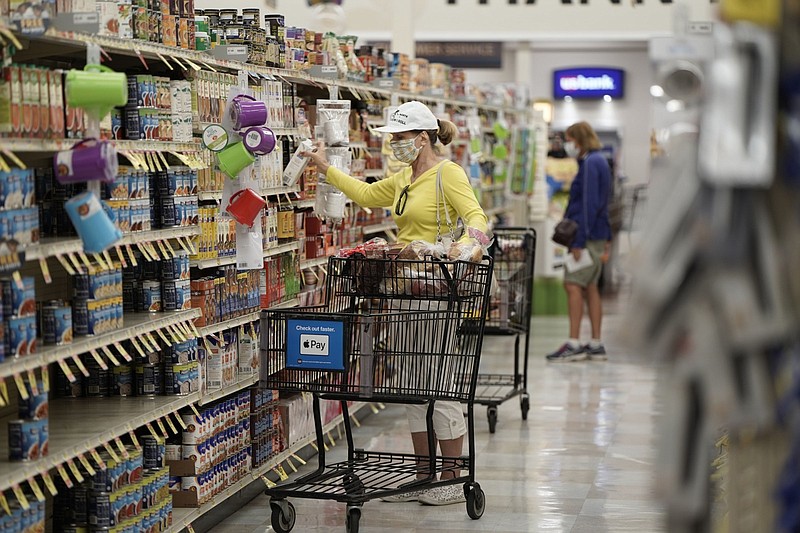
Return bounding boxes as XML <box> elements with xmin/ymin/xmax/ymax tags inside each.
<box><xmin>0</xmin><ymin>20</ymin><xmax>531</xmax><ymax>533</ymax></box>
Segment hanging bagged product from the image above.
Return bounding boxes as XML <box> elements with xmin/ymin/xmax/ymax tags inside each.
<box><xmin>316</xmin><ymin>99</ymin><xmax>351</xmax><ymax>147</ymax></box>
<box><xmin>64</xmin><ymin>191</ymin><xmax>123</xmax><ymax>253</ymax></box>
<box><xmin>53</xmin><ymin>138</ymin><xmax>118</xmax><ymax>184</ymax></box>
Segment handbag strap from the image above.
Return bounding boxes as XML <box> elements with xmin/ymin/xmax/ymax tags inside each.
<box><xmin>435</xmin><ymin>162</ymin><xmax>456</xmax><ymax>243</ymax></box>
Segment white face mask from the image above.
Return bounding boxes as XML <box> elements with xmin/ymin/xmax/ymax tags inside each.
<box><xmin>564</xmin><ymin>141</ymin><xmax>580</xmax><ymax>158</ymax></box>
<box><xmin>390</xmin><ymin>134</ymin><xmax>422</xmax><ymax>164</ymax></box>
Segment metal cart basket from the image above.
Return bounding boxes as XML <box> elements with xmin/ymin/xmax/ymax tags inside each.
<box><xmin>260</xmin><ymin>254</ymin><xmax>494</xmax><ymax>533</ymax></box>
<box><xmin>477</xmin><ymin>227</ymin><xmax>536</xmax><ymax>433</ymax></box>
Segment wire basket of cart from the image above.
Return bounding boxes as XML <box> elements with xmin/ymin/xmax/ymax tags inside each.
<box><xmin>260</xmin><ymin>252</ymin><xmax>494</xmax><ymax>533</ymax></box>
<box><xmin>475</xmin><ymin>227</ymin><xmax>536</xmax><ymax>433</ymax></box>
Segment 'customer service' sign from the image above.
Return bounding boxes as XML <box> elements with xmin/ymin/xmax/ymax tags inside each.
<box><xmin>553</xmin><ymin>67</ymin><xmax>625</xmax><ymax>100</ymax></box>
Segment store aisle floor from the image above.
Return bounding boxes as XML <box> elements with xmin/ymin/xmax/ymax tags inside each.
<box><xmin>213</xmin><ymin>313</ymin><xmax>667</xmax><ymax>532</ymax></box>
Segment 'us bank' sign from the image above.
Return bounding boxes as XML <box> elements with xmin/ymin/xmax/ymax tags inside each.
<box><xmin>553</xmin><ymin>68</ymin><xmax>625</xmax><ymax>100</ymax></box>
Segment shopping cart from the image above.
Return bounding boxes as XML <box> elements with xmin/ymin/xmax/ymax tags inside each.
<box><xmin>259</xmin><ymin>254</ymin><xmax>494</xmax><ymax>533</ymax></box>
<box><xmin>476</xmin><ymin>227</ymin><xmax>536</xmax><ymax>433</ymax></box>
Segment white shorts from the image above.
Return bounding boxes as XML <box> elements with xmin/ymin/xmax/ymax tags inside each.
<box><xmin>406</xmin><ymin>401</ymin><xmax>466</xmax><ymax>440</ymax></box>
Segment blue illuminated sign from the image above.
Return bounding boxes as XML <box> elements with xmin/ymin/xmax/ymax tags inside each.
<box><xmin>553</xmin><ymin>67</ymin><xmax>625</xmax><ymax>100</ymax></box>
<box><xmin>286</xmin><ymin>318</ymin><xmax>346</xmax><ymax>371</ymax></box>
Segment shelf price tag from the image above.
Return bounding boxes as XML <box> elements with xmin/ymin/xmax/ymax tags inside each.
<box><xmin>0</xmin><ymin>493</ymin><xmax>9</xmax><ymax>515</ymax></box>
<box><xmin>72</xmin><ymin>356</ymin><xmax>90</xmax><ymax>377</ymax></box>
<box><xmin>125</xmin><ymin>244</ymin><xmax>138</xmax><ymax>267</ymax></box>
<box><xmin>26</xmin><ymin>370</ymin><xmax>38</xmax><ymax>396</ymax></box>
<box><xmin>272</xmin><ymin>466</ymin><xmax>289</xmax><ymax>481</ymax></box>
<box><xmin>156</xmin><ymin>328</ymin><xmax>171</xmax><ymax>345</ymax></box>
<box><xmin>176</xmin><ymin>236</ymin><xmax>191</xmax><ymax>254</ymax></box>
<box><xmin>285</xmin><ymin>457</ymin><xmax>297</xmax><ymax>473</ymax></box>
<box><xmin>41</xmin><ymin>369</ymin><xmax>49</xmax><ymax>393</ymax></box>
<box><xmin>136</xmin><ymin>242</ymin><xmax>152</xmax><ymax>262</ymax></box>
<box><xmin>114</xmin><ymin>437</ymin><xmax>129</xmax><ymax>459</ymax></box>
<box><xmin>0</xmin><ymin>379</ymin><xmax>8</xmax><ymax>407</ymax></box>
<box><xmin>67</xmin><ymin>458</ymin><xmax>85</xmax><ymax>483</ymax></box>
<box><xmin>89</xmin><ymin>350</ymin><xmax>108</xmax><ymax>371</ymax></box>
<box><xmin>156</xmin><ymin>418</ymin><xmax>169</xmax><ymax>438</ymax></box>
<box><xmin>130</xmin><ymin>337</ymin><xmax>146</xmax><ymax>357</ymax></box>
<box><xmin>90</xmin><ymin>449</ymin><xmax>106</xmax><ymax>471</ymax></box>
<box><xmin>147</xmin><ymin>242</ymin><xmax>160</xmax><ymax>260</ymax></box>
<box><xmin>146</xmin><ymin>332</ymin><xmax>160</xmax><ymax>350</ymax></box>
<box><xmin>260</xmin><ymin>475</ymin><xmax>276</xmax><ymax>488</ymax></box>
<box><xmin>145</xmin><ymin>423</ymin><xmax>160</xmax><ymax>441</ymax></box>
<box><xmin>115</xmin><ymin>246</ymin><xmax>128</xmax><ymax>268</ymax></box>
<box><xmin>77</xmin><ymin>252</ymin><xmax>95</xmax><ymax>274</ymax></box>
<box><xmin>137</xmin><ymin>334</ymin><xmax>153</xmax><ymax>352</ymax></box>
<box><xmin>290</xmin><ymin>453</ymin><xmax>306</xmax><ymax>466</ymax></box>
<box><xmin>174</xmin><ymin>412</ymin><xmax>187</xmax><ymax>430</ymax></box>
<box><xmin>55</xmin><ymin>253</ymin><xmax>76</xmax><ymax>275</ymax></box>
<box><xmin>11</xmin><ymin>270</ymin><xmax>23</xmax><ymax>290</ymax></box>
<box><xmin>56</xmin><ymin>463</ymin><xmax>73</xmax><ymax>488</ymax></box>
<box><xmin>166</xmin><ymin>325</ymin><xmax>182</xmax><ymax>343</ymax></box>
<box><xmin>190</xmin><ymin>404</ymin><xmax>201</xmax><ymax>417</ymax></box>
<box><xmin>186</xmin><ymin>525</ymin><xmax>196</xmax><ymax>533</ymax></box>
<box><xmin>14</xmin><ymin>373</ymin><xmax>29</xmax><ymax>400</ymax></box>
<box><xmin>164</xmin><ymin>415</ymin><xmax>177</xmax><ymax>434</ymax></box>
<box><xmin>11</xmin><ymin>484</ymin><xmax>29</xmax><ymax>510</ymax></box>
<box><xmin>41</xmin><ymin>472</ymin><xmax>58</xmax><ymax>497</ymax></box>
<box><xmin>27</xmin><ymin>477</ymin><xmax>45</xmax><ymax>502</ymax></box>
<box><xmin>101</xmin><ymin>346</ymin><xmax>120</xmax><ymax>367</ymax></box>
<box><xmin>67</xmin><ymin>253</ymin><xmax>83</xmax><ymax>273</ymax></box>
<box><xmin>39</xmin><ymin>257</ymin><xmax>52</xmax><ymax>284</ymax></box>
<box><xmin>114</xmin><ymin>342</ymin><xmax>132</xmax><ymax>362</ymax></box>
<box><xmin>103</xmin><ymin>442</ymin><xmax>120</xmax><ymax>463</ymax></box>
<box><xmin>128</xmin><ymin>430</ymin><xmax>140</xmax><ymax>449</ymax></box>
<box><xmin>92</xmin><ymin>253</ymin><xmax>108</xmax><ymax>270</ymax></box>
<box><xmin>156</xmin><ymin>240</ymin><xmax>170</xmax><ymax>259</ymax></box>
<box><xmin>78</xmin><ymin>453</ymin><xmax>96</xmax><ymax>476</ymax></box>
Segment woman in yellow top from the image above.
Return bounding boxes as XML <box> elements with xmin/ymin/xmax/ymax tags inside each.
<box><xmin>302</xmin><ymin>100</ymin><xmax>488</xmax><ymax>506</ymax></box>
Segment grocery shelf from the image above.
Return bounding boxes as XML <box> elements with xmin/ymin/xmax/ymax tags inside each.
<box><xmin>195</xmin><ymin>298</ymin><xmax>299</xmax><ymax>338</ymax></box>
<box><xmin>293</xmin><ymin>198</ymin><xmax>316</xmax><ymax>209</ymax></box>
<box><xmin>300</xmin><ymin>255</ymin><xmax>330</xmax><ymax>270</ymax></box>
<box><xmin>0</xmin><ymin>309</ymin><xmax>200</xmax><ymax>381</ymax></box>
<box><xmin>198</xmin><ymin>186</ymin><xmax>299</xmax><ymax>204</ymax></box>
<box><xmin>25</xmin><ymin>226</ymin><xmax>201</xmax><ymax>262</ymax></box>
<box><xmin>0</xmin><ymin>371</ymin><xmax>261</xmax><ymax>494</ymax></box>
<box><xmin>0</xmin><ymin>137</ymin><xmax>199</xmax><ymax>154</ymax></box>
<box><xmin>190</xmin><ymin>242</ymin><xmax>299</xmax><ymax>269</ymax></box>
<box><xmin>197</xmin><ymin>191</ymin><xmax>222</xmax><ymax>202</ymax></box>
<box><xmin>14</xmin><ymin>32</ymin><xmax>526</xmax><ymax>117</ymax></box>
<box><xmin>361</xmin><ymin>221</ymin><xmax>398</xmax><ymax>235</ymax></box>
<box><xmin>167</xmin><ymin>402</ymin><xmax>369</xmax><ymax>533</ymax></box>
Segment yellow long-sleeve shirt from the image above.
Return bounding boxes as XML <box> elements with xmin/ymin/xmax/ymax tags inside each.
<box><xmin>326</xmin><ymin>160</ymin><xmax>488</xmax><ymax>245</ymax></box>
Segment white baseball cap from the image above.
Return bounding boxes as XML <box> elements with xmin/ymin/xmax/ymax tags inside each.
<box><xmin>375</xmin><ymin>101</ymin><xmax>438</xmax><ymax>133</ymax></box>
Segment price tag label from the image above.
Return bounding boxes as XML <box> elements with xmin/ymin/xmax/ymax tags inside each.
<box><xmin>14</xmin><ymin>373</ymin><xmax>29</xmax><ymax>400</ymax></box>
<box><xmin>56</xmin><ymin>253</ymin><xmax>76</xmax><ymax>275</ymax></box>
<box><xmin>77</xmin><ymin>252</ymin><xmax>95</xmax><ymax>274</ymax></box>
<box><xmin>78</xmin><ymin>453</ymin><xmax>96</xmax><ymax>476</ymax></box>
<box><xmin>156</xmin><ymin>328</ymin><xmax>171</xmax><ymax>346</ymax></box>
<box><xmin>291</xmin><ymin>453</ymin><xmax>307</xmax><ymax>465</ymax></box>
<box><xmin>0</xmin><ymin>492</ymin><xmax>11</xmax><ymax>515</ymax></box>
<box><xmin>115</xmin><ymin>437</ymin><xmax>130</xmax><ymax>459</ymax></box>
<box><xmin>93</xmin><ymin>253</ymin><xmax>108</xmax><ymax>270</ymax></box>
<box><xmin>146</xmin><ymin>332</ymin><xmax>160</xmax><ymax>349</ymax></box>
<box><xmin>39</xmin><ymin>257</ymin><xmax>52</xmax><ymax>284</ymax></box>
<box><xmin>157</xmin><ymin>240</ymin><xmax>170</xmax><ymax>259</ymax></box>
<box><xmin>41</xmin><ymin>370</ymin><xmax>49</xmax><ymax>393</ymax></box>
<box><xmin>146</xmin><ymin>423</ymin><xmax>160</xmax><ymax>440</ymax></box>
<box><xmin>41</xmin><ymin>472</ymin><xmax>58</xmax><ymax>496</ymax></box>
<box><xmin>114</xmin><ymin>342</ymin><xmax>131</xmax><ymax>361</ymax></box>
<box><xmin>115</xmin><ymin>246</ymin><xmax>128</xmax><ymax>268</ymax></box>
<box><xmin>57</xmin><ymin>463</ymin><xmax>74</xmax><ymax>488</ymax></box>
<box><xmin>174</xmin><ymin>412</ymin><xmax>187</xmax><ymax>430</ymax></box>
<box><xmin>260</xmin><ymin>475</ymin><xmax>276</xmax><ymax>488</ymax></box>
<box><xmin>103</xmin><ymin>250</ymin><xmax>114</xmax><ymax>269</ymax></box>
<box><xmin>127</xmin><ymin>337</ymin><xmax>144</xmax><ymax>357</ymax></box>
<box><xmin>89</xmin><ymin>350</ymin><xmax>108</xmax><ymax>371</ymax></box>
<box><xmin>28</xmin><ymin>477</ymin><xmax>45</xmax><ymax>502</ymax></box>
<box><xmin>72</xmin><ymin>355</ymin><xmax>90</xmax><ymax>377</ymax></box>
<box><xmin>164</xmin><ymin>416</ymin><xmax>177</xmax><ymax>434</ymax></box>
<box><xmin>101</xmin><ymin>346</ymin><xmax>120</xmax><ymax>367</ymax></box>
<box><xmin>11</xmin><ymin>484</ymin><xmax>29</xmax><ymax>510</ymax></box>
<box><xmin>67</xmin><ymin>253</ymin><xmax>83</xmax><ymax>273</ymax></box>
<box><xmin>26</xmin><ymin>370</ymin><xmax>38</xmax><ymax>396</ymax></box>
<box><xmin>156</xmin><ymin>418</ymin><xmax>168</xmax><ymax>438</ymax></box>
<box><xmin>90</xmin><ymin>449</ymin><xmax>107</xmax><ymax>470</ymax></box>
<box><xmin>11</xmin><ymin>270</ymin><xmax>23</xmax><ymax>290</ymax></box>
<box><xmin>272</xmin><ymin>467</ymin><xmax>289</xmax><ymax>481</ymax></box>
<box><xmin>128</xmin><ymin>430</ymin><xmax>140</xmax><ymax>449</ymax></box>
<box><xmin>67</xmin><ymin>458</ymin><xmax>85</xmax><ymax>483</ymax></box>
<box><xmin>104</xmin><ymin>442</ymin><xmax>120</xmax><ymax>463</ymax></box>
<box><xmin>137</xmin><ymin>334</ymin><xmax>154</xmax><ymax>352</ymax></box>
<box><xmin>190</xmin><ymin>404</ymin><xmax>201</xmax><ymax>417</ymax></box>
<box><xmin>187</xmin><ymin>525</ymin><xmax>196</xmax><ymax>533</ymax></box>
<box><xmin>126</xmin><ymin>244</ymin><xmax>138</xmax><ymax>267</ymax></box>
<box><xmin>0</xmin><ymin>379</ymin><xmax>8</xmax><ymax>406</ymax></box>
<box><xmin>285</xmin><ymin>457</ymin><xmax>297</xmax><ymax>473</ymax></box>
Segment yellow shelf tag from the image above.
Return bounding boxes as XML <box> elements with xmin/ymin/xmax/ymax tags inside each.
<box><xmin>90</xmin><ymin>449</ymin><xmax>106</xmax><ymax>470</ymax></box>
<box><xmin>58</xmin><ymin>360</ymin><xmax>76</xmax><ymax>383</ymax></box>
<box><xmin>67</xmin><ymin>458</ymin><xmax>85</xmax><ymax>483</ymax></box>
<box><xmin>156</xmin><ymin>418</ymin><xmax>169</xmax><ymax>438</ymax></box>
<box><xmin>77</xmin><ymin>252</ymin><xmax>95</xmax><ymax>274</ymax></box>
<box><xmin>39</xmin><ymin>257</ymin><xmax>52</xmax><ymax>284</ymax></box>
<box><xmin>114</xmin><ymin>437</ymin><xmax>129</xmax><ymax>459</ymax></box>
<box><xmin>101</xmin><ymin>346</ymin><xmax>120</xmax><ymax>367</ymax></box>
<box><xmin>115</xmin><ymin>246</ymin><xmax>128</xmax><ymax>268</ymax></box>
<box><xmin>290</xmin><ymin>453</ymin><xmax>307</xmax><ymax>466</ymax></box>
<box><xmin>186</xmin><ymin>525</ymin><xmax>196</xmax><ymax>533</ymax></box>
<box><xmin>286</xmin><ymin>457</ymin><xmax>297</xmax><ymax>473</ymax></box>
<box><xmin>78</xmin><ymin>453</ymin><xmax>96</xmax><ymax>476</ymax></box>
<box><xmin>146</xmin><ymin>423</ymin><xmax>160</xmax><ymax>441</ymax></box>
<box><xmin>190</xmin><ymin>404</ymin><xmax>201</xmax><ymax>417</ymax></box>
<box><xmin>14</xmin><ymin>373</ymin><xmax>29</xmax><ymax>400</ymax></box>
<box><xmin>11</xmin><ymin>484</ymin><xmax>29</xmax><ymax>510</ymax></box>
<box><xmin>11</xmin><ymin>270</ymin><xmax>23</xmax><ymax>290</ymax></box>
<box><xmin>71</xmin><ymin>355</ymin><xmax>90</xmax><ymax>377</ymax></box>
<box><xmin>28</xmin><ymin>477</ymin><xmax>45</xmax><ymax>502</ymax></box>
<box><xmin>0</xmin><ymin>492</ymin><xmax>11</xmax><ymax>515</ymax></box>
<box><xmin>89</xmin><ymin>350</ymin><xmax>108</xmax><ymax>371</ymax></box>
<box><xmin>103</xmin><ymin>442</ymin><xmax>121</xmax><ymax>463</ymax></box>
<box><xmin>146</xmin><ymin>332</ymin><xmax>160</xmax><ymax>350</ymax></box>
<box><xmin>174</xmin><ymin>412</ymin><xmax>187</xmax><ymax>430</ymax></box>
<box><xmin>42</xmin><ymin>472</ymin><xmax>58</xmax><ymax>497</ymax></box>
<box><xmin>26</xmin><ymin>370</ymin><xmax>38</xmax><ymax>396</ymax></box>
<box><xmin>114</xmin><ymin>342</ymin><xmax>131</xmax><ymax>360</ymax></box>
<box><xmin>128</xmin><ymin>430</ymin><xmax>140</xmax><ymax>449</ymax></box>
<box><xmin>55</xmin><ymin>253</ymin><xmax>76</xmax><ymax>275</ymax></box>
<box><xmin>260</xmin><ymin>475</ymin><xmax>276</xmax><ymax>488</ymax></box>
<box><xmin>126</xmin><ymin>244</ymin><xmax>138</xmax><ymax>267</ymax></box>
<box><xmin>56</xmin><ymin>463</ymin><xmax>74</xmax><ymax>489</ymax></box>
<box><xmin>93</xmin><ymin>252</ymin><xmax>108</xmax><ymax>270</ymax></box>
<box><xmin>0</xmin><ymin>379</ymin><xmax>8</xmax><ymax>406</ymax></box>
<box><xmin>156</xmin><ymin>328</ymin><xmax>171</xmax><ymax>345</ymax></box>
<box><xmin>103</xmin><ymin>250</ymin><xmax>114</xmax><ymax>268</ymax></box>
<box><xmin>41</xmin><ymin>370</ymin><xmax>49</xmax><ymax>393</ymax></box>
<box><xmin>130</xmin><ymin>337</ymin><xmax>146</xmax><ymax>357</ymax></box>
<box><xmin>164</xmin><ymin>416</ymin><xmax>177</xmax><ymax>434</ymax></box>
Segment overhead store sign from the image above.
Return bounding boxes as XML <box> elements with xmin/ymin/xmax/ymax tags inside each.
<box><xmin>415</xmin><ymin>42</ymin><xmax>502</xmax><ymax>69</ymax></box>
<box><xmin>553</xmin><ymin>67</ymin><xmax>625</xmax><ymax>99</ymax></box>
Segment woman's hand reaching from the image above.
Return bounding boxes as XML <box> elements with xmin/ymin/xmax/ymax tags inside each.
<box><xmin>301</xmin><ymin>140</ymin><xmax>330</xmax><ymax>179</ymax></box>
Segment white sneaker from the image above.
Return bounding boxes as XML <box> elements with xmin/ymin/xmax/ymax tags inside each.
<box><xmin>380</xmin><ymin>488</ymin><xmax>429</xmax><ymax>502</ymax></box>
<box><xmin>418</xmin><ymin>485</ymin><xmax>466</xmax><ymax>506</ymax></box>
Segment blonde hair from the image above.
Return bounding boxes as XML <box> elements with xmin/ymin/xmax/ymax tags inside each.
<box><xmin>423</xmin><ymin>119</ymin><xmax>458</xmax><ymax>146</ymax></box>
<box><xmin>566</xmin><ymin>121</ymin><xmax>602</xmax><ymax>152</ymax></box>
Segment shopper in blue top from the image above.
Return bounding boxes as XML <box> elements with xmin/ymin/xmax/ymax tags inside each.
<box><xmin>547</xmin><ymin>121</ymin><xmax>613</xmax><ymax>362</ymax></box>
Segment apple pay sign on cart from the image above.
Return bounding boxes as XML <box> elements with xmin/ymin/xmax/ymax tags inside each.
<box><xmin>285</xmin><ymin>318</ymin><xmax>346</xmax><ymax>371</ymax></box>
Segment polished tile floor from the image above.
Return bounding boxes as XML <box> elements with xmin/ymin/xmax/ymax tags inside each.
<box><xmin>214</xmin><ymin>312</ymin><xmax>667</xmax><ymax>532</ymax></box>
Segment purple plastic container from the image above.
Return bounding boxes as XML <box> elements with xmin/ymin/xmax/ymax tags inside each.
<box><xmin>230</xmin><ymin>94</ymin><xmax>267</xmax><ymax>130</ymax></box>
<box><xmin>53</xmin><ymin>139</ymin><xmax>118</xmax><ymax>184</ymax></box>
<box><xmin>242</xmin><ymin>126</ymin><xmax>277</xmax><ymax>155</ymax></box>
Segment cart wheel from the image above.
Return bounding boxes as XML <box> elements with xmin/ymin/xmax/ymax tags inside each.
<box><xmin>466</xmin><ymin>483</ymin><xmax>486</xmax><ymax>520</ymax></box>
<box><xmin>270</xmin><ymin>500</ymin><xmax>296</xmax><ymax>533</ymax></box>
<box><xmin>487</xmin><ymin>406</ymin><xmax>498</xmax><ymax>434</ymax></box>
<box><xmin>345</xmin><ymin>506</ymin><xmax>361</xmax><ymax>533</ymax></box>
<box><xmin>520</xmin><ymin>395</ymin><xmax>530</xmax><ymax>421</ymax></box>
